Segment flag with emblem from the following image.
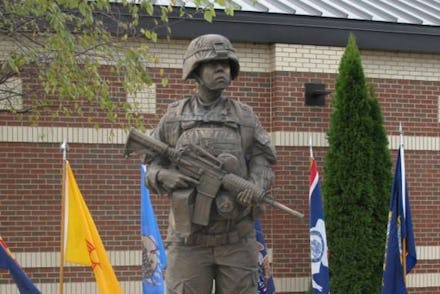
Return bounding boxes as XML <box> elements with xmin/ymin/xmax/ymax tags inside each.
<box><xmin>255</xmin><ymin>220</ymin><xmax>276</xmax><ymax>294</ymax></box>
<box><xmin>0</xmin><ymin>237</ymin><xmax>41</xmax><ymax>294</ymax></box>
<box><xmin>141</xmin><ymin>165</ymin><xmax>167</xmax><ymax>294</ymax></box>
<box><xmin>64</xmin><ymin>161</ymin><xmax>122</xmax><ymax>294</ymax></box>
<box><xmin>309</xmin><ymin>148</ymin><xmax>330</xmax><ymax>294</ymax></box>
<box><xmin>381</xmin><ymin>140</ymin><xmax>417</xmax><ymax>294</ymax></box>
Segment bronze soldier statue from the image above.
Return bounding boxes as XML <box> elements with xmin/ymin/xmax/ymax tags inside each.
<box><xmin>145</xmin><ymin>34</ymin><xmax>277</xmax><ymax>294</ymax></box>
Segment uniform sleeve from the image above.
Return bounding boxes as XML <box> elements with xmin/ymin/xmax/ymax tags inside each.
<box><xmin>232</xmin><ymin>99</ymin><xmax>276</xmax><ymax>191</ymax></box>
<box><xmin>247</xmin><ymin>117</ymin><xmax>276</xmax><ymax>218</ymax></box>
<box><xmin>145</xmin><ymin>98</ymin><xmax>187</xmax><ymax>194</ymax></box>
<box><xmin>145</xmin><ymin>114</ymin><xmax>171</xmax><ymax>195</ymax></box>
<box><xmin>248</xmin><ymin>120</ymin><xmax>276</xmax><ymax>191</ymax></box>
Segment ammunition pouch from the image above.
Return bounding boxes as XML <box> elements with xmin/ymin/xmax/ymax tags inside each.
<box><xmin>171</xmin><ymin>188</ymin><xmax>196</xmax><ymax>237</ymax></box>
<box><xmin>192</xmin><ymin>174</ymin><xmax>222</xmax><ymax>226</ymax></box>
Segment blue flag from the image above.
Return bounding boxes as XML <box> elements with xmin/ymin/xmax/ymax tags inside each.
<box><xmin>141</xmin><ymin>165</ymin><xmax>167</xmax><ymax>294</ymax></box>
<box><xmin>381</xmin><ymin>146</ymin><xmax>417</xmax><ymax>294</ymax></box>
<box><xmin>309</xmin><ymin>158</ymin><xmax>330</xmax><ymax>294</ymax></box>
<box><xmin>255</xmin><ymin>220</ymin><xmax>276</xmax><ymax>294</ymax></box>
<box><xmin>0</xmin><ymin>237</ymin><xmax>41</xmax><ymax>294</ymax></box>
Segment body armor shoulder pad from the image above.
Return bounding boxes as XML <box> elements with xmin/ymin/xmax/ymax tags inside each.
<box><xmin>169</xmin><ymin>101</ymin><xmax>180</xmax><ymax>108</ymax></box>
<box><xmin>166</xmin><ymin>97</ymin><xmax>191</xmax><ymax>118</ymax></box>
<box><xmin>238</xmin><ymin>103</ymin><xmax>251</xmax><ymax>112</ymax></box>
<box><xmin>168</xmin><ymin>97</ymin><xmax>191</xmax><ymax>111</ymax></box>
<box><xmin>162</xmin><ymin>97</ymin><xmax>192</xmax><ymax>146</ymax></box>
<box><xmin>228</xmin><ymin>99</ymin><xmax>255</xmax><ymax>127</ymax></box>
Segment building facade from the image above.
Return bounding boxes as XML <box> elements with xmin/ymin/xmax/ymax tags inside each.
<box><xmin>1</xmin><ymin>1</ymin><xmax>440</xmax><ymax>293</ymax></box>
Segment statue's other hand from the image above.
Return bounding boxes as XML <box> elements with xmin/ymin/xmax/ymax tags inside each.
<box><xmin>158</xmin><ymin>169</ymin><xmax>198</xmax><ymax>191</ymax></box>
<box><xmin>236</xmin><ymin>189</ymin><xmax>254</xmax><ymax>206</ymax></box>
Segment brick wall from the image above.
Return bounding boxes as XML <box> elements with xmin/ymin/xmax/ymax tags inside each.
<box><xmin>1</xmin><ymin>38</ymin><xmax>439</xmax><ymax>293</ymax></box>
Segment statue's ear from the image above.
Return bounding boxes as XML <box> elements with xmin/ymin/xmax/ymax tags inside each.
<box><xmin>194</xmin><ymin>76</ymin><xmax>200</xmax><ymax>85</ymax></box>
<box><xmin>193</xmin><ymin>71</ymin><xmax>202</xmax><ymax>85</ymax></box>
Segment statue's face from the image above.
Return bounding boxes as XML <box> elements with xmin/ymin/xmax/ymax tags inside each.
<box><xmin>198</xmin><ymin>60</ymin><xmax>231</xmax><ymax>91</ymax></box>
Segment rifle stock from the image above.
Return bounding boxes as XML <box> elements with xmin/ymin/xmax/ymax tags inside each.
<box><xmin>124</xmin><ymin>128</ymin><xmax>304</xmax><ymax>219</ymax></box>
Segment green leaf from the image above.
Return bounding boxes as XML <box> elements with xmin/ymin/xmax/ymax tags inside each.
<box><xmin>0</xmin><ymin>0</ymin><xmax>236</xmax><ymax>128</ymax></box>
<box><xmin>204</xmin><ymin>9</ymin><xmax>215</xmax><ymax>23</ymax></box>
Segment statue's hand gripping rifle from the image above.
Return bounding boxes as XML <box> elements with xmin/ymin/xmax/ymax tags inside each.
<box><xmin>124</xmin><ymin>128</ymin><xmax>303</xmax><ymax>225</ymax></box>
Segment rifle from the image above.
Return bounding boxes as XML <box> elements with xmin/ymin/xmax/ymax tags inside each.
<box><xmin>124</xmin><ymin>128</ymin><xmax>304</xmax><ymax>225</ymax></box>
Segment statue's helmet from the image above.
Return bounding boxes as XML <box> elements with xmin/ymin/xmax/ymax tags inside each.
<box><xmin>182</xmin><ymin>34</ymin><xmax>240</xmax><ymax>80</ymax></box>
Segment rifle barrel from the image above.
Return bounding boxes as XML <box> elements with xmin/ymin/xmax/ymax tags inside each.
<box><xmin>263</xmin><ymin>197</ymin><xmax>304</xmax><ymax>218</ymax></box>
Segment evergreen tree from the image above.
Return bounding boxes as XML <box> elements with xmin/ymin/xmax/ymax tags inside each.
<box><xmin>366</xmin><ymin>85</ymin><xmax>393</xmax><ymax>285</ymax></box>
<box><xmin>323</xmin><ymin>34</ymin><xmax>392</xmax><ymax>293</ymax></box>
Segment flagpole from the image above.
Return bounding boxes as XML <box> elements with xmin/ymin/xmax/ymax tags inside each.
<box><xmin>59</xmin><ymin>140</ymin><xmax>68</xmax><ymax>294</ymax></box>
<box><xmin>399</xmin><ymin>123</ymin><xmax>407</xmax><ymax>285</ymax></box>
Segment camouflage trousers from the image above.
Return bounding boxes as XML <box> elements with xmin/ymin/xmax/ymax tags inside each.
<box><xmin>165</xmin><ymin>235</ymin><xmax>258</xmax><ymax>294</ymax></box>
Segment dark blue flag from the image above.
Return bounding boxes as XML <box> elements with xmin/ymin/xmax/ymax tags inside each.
<box><xmin>0</xmin><ymin>237</ymin><xmax>41</xmax><ymax>294</ymax></box>
<box><xmin>381</xmin><ymin>146</ymin><xmax>417</xmax><ymax>294</ymax></box>
<box><xmin>309</xmin><ymin>158</ymin><xmax>330</xmax><ymax>294</ymax></box>
<box><xmin>255</xmin><ymin>220</ymin><xmax>276</xmax><ymax>294</ymax></box>
<box><xmin>141</xmin><ymin>165</ymin><xmax>167</xmax><ymax>294</ymax></box>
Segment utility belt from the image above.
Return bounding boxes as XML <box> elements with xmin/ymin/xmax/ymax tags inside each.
<box><xmin>183</xmin><ymin>218</ymin><xmax>254</xmax><ymax>247</ymax></box>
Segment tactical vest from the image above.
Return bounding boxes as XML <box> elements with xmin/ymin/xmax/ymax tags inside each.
<box><xmin>163</xmin><ymin>97</ymin><xmax>257</xmax><ymax>244</ymax></box>
<box><xmin>162</xmin><ymin>97</ymin><xmax>256</xmax><ymax>154</ymax></box>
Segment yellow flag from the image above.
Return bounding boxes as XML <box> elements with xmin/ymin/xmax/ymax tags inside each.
<box><xmin>64</xmin><ymin>161</ymin><xmax>123</xmax><ymax>294</ymax></box>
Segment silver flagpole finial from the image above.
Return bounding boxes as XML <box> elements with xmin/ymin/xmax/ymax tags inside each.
<box><xmin>309</xmin><ymin>136</ymin><xmax>314</xmax><ymax>159</ymax></box>
<box><xmin>60</xmin><ymin>139</ymin><xmax>68</xmax><ymax>161</ymax></box>
<box><xmin>399</xmin><ymin>122</ymin><xmax>403</xmax><ymax>148</ymax></box>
